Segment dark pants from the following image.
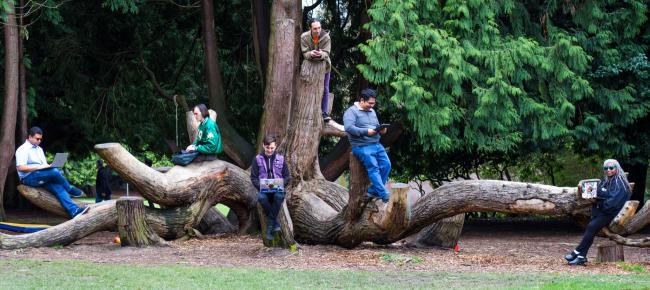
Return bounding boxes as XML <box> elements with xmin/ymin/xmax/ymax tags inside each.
<box><xmin>95</xmin><ymin>191</ymin><xmax>112</xmax><ymax>203</ymax></box>
<box><xmin>575</xmin><ymin>209</ymin><xmax>617</xmax><ymax>256</ymax></box>
<box><xmin>258</xmin><ymin>189</ymin><xmax>285</xmax><ymax>224</ymax></box>
<box><xmin>321</xmin><ymin>71</ymin><xmax>331</xmax><ymax>114</ymax></box>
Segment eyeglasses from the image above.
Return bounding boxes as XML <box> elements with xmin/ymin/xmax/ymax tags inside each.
<box><xmin>603</xmin><ymin>166</ymin><xmax>616</xmax><ymax>171</ymax></box>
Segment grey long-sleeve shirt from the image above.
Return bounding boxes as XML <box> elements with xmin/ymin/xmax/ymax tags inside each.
<box><xmin>343</xmin><ymin>102</ymin><xmax>381</xmax><ymax>147</ymax></box>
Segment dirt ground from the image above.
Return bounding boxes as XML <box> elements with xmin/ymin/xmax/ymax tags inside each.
<box><xmin>2</xmin><ymin>210</ymin><xmax>649</xmax><ymax>274</ymax></box>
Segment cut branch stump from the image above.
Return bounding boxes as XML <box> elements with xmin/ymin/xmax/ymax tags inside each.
<box><xmin>257</xmin><ymin>199</ymin><xmax>297</xmax><ymax>249</ymax></box>
<box><xmin>596</xmin><ymin>242</ymin><xmax>625</xmax><ymax>262</ymax></box>
<box><xmin>609</xmin><ymin>200</ymin><xmax>639</xmax><ymax>234</ymax></box>
<box><xmin>116</xmin><ymin>196</ymin><xmax>165</xmax><ymax>247</ymax></box>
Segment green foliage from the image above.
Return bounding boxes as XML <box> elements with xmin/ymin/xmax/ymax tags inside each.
<box><xmin>359</xmin><ymin>0</ymin><xmax>592</xmax><ymax>154</ymax></box>
<box><xmin>61</xmin><ymin>153</ymin><xmax>100</xmax><ymax>187</ymax></box>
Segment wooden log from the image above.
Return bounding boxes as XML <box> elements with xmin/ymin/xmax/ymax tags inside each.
<box><xmin>257</xmin><ymin>199</ymin><xmax>297</xmax><ymax>248</ymax></box>
<box><xmin>596</xmin><ymin>242</ymin><xmax>624</xmax><ymax>262</ymax></box>
<box><xmin>609</xmin><ymin>200</ymin><xmax>639</xmax><ymax>234</ymax></box>
<box><xmin>408</xmin><ymin>214</ymin><xmax>465</xmax><ymax>248</ymax></box>
<box><xmin>381</xmin><ymin>183</ymin><xmax>411</xmax><ymax>240</ymax></box>
<box><xmin>116</xmin><ymin>196</ymin><xmax>165</xmax><ymax>247</ymax></box>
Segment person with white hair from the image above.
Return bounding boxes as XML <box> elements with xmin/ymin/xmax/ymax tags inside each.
<box><xmin>565</xmin><ymin>159</ymin><xmax>631</xmax><ymax>265</ymax></box>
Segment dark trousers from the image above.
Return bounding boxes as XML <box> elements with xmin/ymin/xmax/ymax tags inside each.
<box><xmin>321</xmin><ymin>72</ymin><xmax>331</xmax><ymax>114</ymax></box>
<box><xmin>95</xmin><ymin>191</ymin><xmax>112</xmax><ymax>203</ymax></box>
<box><xmin>575</xmin><ymin>211</ymin><xmax>617</xmax><ymax>256</ymax></box>
<box><xmin>258</xmin><ymin>189</ymin><xmax>285</xmax><ymax>223</ymax></box>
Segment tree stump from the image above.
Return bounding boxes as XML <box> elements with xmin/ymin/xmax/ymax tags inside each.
<box><xmin>408</xmin><ymin>214</ymin><xmax>465</xmax><ymax>248</ymax></box>
<box><xmin>116</xmin><ymin>196</ymin><xmax>165</xmax><ymax>247</ymax></box>
<box><xmin>597</xmin><ymin>242</ymin><xmax>625</xmax><ymax>262</ymax></box>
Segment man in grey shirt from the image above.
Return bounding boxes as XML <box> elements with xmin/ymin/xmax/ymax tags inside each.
<box><xmin>343</xmin><ymin>89</ymin><xmax>391</xmax><ymax>202</ymax></box>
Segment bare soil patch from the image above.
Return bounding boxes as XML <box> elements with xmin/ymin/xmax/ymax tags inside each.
<box><xmin>2</xmin><ymin>210</ymin><xmax>649</xmax><ymax>274</ymax></box>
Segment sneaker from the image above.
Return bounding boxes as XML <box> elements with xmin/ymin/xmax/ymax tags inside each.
<box><xmin>568</xmin><ymin>256</ymin><xmax>587</xmax><ymax>266</ymax></box>
<box><xmin>69</xmin><ymin>187</ymin><xmax>85</xmax><ymax>198</ymax></box>
<box><xmin>366</xmin><ymin>192</ymin><xmax>380</xmax><ymax>200</ymax></box>
<box><xmin>272</xmin><ymin>219</ymin><xmax>281</xmax><ymax>232</ymax></box>
<box><xmin>265</xmin><ymin>224</ymin><xmax>274</xmax><ymax>240</ymax></box>
<box><xmin>73</xmin><ymin>206</ymin><xmax>89</xmax><ymax>219</ymax></box>
<box><xmin>564</xmin><ymin>251</ymin><xmax>578</xmax><ymax>262</ymax></box>
<box><xmin>322</xmin><ymin>112</ymin><xmax>332</xmax><ymax>122</ymax></box>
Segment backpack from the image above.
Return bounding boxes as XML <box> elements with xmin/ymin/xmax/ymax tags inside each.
<box><xmin>171</xmin><ymin>151</ymin><xmax>199</xmax><ymax>166</ymax></box>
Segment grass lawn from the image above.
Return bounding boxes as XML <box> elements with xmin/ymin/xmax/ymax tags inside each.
<box><xmin>0</xmin><ymin>259</ymin><xmax>648</xmax><ymax>289</ymax></box>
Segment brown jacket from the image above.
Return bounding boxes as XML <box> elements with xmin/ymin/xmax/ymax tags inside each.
<box><xmin>300</xmin><ymin>30</ymin><xmax>331</xmax><ymax>72</ymax></box>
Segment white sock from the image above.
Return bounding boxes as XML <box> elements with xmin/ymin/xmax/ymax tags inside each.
<box><xmin>573</xmin><ymin>250</ymin><xmax>579</xmax><ymax>255</ymax></box>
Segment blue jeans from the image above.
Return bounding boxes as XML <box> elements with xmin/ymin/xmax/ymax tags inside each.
<box><xmin>258</xmin><ymin>189</ymin><xmax>285</xmax><ymax>224</ymax></box>
<box><xmin>22</xmin><ymin>168</ymin><xmax>81</xmax><ymax>218</ymax></box>
<box><xmin>351</xmin><ymin>143</ymin><xmax>391</xmax><ymax>200</ymax></box>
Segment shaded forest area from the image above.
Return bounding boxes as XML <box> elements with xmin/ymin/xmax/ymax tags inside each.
<box><xmin>0</xmin><ymin>0</ymin><xmax>649</xmax><ymax>223</ymax></box>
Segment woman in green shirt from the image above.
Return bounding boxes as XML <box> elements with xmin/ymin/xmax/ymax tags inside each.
<box><xmin>186</xmin><ymin>104</ymin><xmax>223</xmax><ymax>159</ymax></box>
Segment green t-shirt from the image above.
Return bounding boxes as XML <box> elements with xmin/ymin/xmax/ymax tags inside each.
<box><xmin>192</xmin><ymin>118</ymin><xmax>223</xmax><ymax>155</ymax></box>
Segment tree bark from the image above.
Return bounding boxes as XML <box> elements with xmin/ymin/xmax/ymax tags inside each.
<box><xmin>408</xmin><ymin>214</ymin><xmax>465</xmax><ymax>248</ymax></box>
<box><xmin>17</xmin><ymin>0</ymin><xmax>27</xmax><ymax>141</ymax></box>
<box><xmin>0</xmin><ymin>2</ymin><xmax>20</xmax><ymax>221</ymax></box>
<box><xmin>116</xmin><ymin>197</ymin><xmax>166</xmax><ymax>247</ymax></box>
<box><xmin>596</xmin><ymin>242</ymin><xmax>624</xmax><ymax>262</ymax></box>
<box><xmin>201</xmin><ymin>0</ymin><xmax>255</xmax><ymax>168</ymax></box>
<box><xmin>258</xmin><ymin>0</ymin><xmax>300</xmax><ymax>147</ymax></box>
<box><xmin>251</xmin><ymin>0</ymin><xmax>270</xmax><ymax>86</ymax></box>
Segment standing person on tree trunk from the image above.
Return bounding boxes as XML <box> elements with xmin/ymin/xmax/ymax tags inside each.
<box><xmin>186</xmin><ymin>103</ymin><xmax>223</xmax><ymax>162</ymax></box>
<box><xmin>565</xmin><ymin>159</ymin><xmax>631</xmax><ymax>265</ymax></box>
<box><xmin>301</xmin><ymin>19</ymin><xmax>332</xmax><ymax>123</ymax></box>
<box><xmin>250</xmin><ymin>135</ymin><xmax>290</xmax><ymax>240</ymax></box>
<box><xmin>343</xmin><ymin>88</ymin><xmax>391</xmax><ymax>203</ymax></box>
<box><xmin>15</xmin><ymin>127</ymin><xmax>88</xmax><ymax>218</ymax></box>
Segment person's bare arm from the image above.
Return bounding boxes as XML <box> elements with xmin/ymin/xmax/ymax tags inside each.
<box><xmin>17</xmin><ymin>164</ymin><xmax>49</xmax><ymax>172</ymax></box>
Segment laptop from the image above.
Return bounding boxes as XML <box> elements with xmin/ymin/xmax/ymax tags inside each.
<box><xmin>47</xmin><ymin>153</ymin><xmax>69</xmax><ymax>169</ymax></box>
<box><xmin>260</xmin><ymin>178</ymin><xmax>284</xmax><ymax>191</ymax></box>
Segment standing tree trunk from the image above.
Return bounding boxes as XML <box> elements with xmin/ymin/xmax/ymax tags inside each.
<box><xmin>251</xmin><ymin>0</ymin><xmax>270</xmax><ymax>87</ymax></box>
<box><xmin>0</xmin><ymin>1</ymin><xmax>20</xmax><ymax>221</ymax></box>
<box><xmin>258</xmin><ymin>0</ymin><xmax>301</xmax><ymax>147</ymax></box>
<box><xmin>201</xmin><ymin>0</ymin><xmax>255</xmax><ymax>168</ymax></box>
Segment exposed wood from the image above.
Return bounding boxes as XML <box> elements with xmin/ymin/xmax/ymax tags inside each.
<box><xmin>198</xmin><ymin>207</ymin><xmax>236</xmax><ymax>234</ymax></box>
<box><xmin>408</xmin><ymin>214</ymin><xmax>465</xmax><ymax>249</ymax></box>
<box><xmin>251</xmin><ymin>0</ymin><xmax>270</xmax><ymax>88</ymax></box>
<box><xmin>257</xmin><ymin>200</ymin><xmax>297</xmax><ymax>248</ymax></box>
<box><xmin>282</xmin><ymin>59</ymin><xmax>327</xmax><ymax>180</ymax></box>
<box><xmin>258</xmin><ymin>0</ymin><xmax>300</xmax><ymax>147</ymax></box>
<box><xmin>619</xmin><ymin>200</ymin><xmax>650</xmax><ymax>235</ymax></box>
<box><xmin>117</xmin><ymin>197</ymin><xmax>166</xmax><ymax>247</ymax></box>
<box><xmin>608</xmin><ymin>200</ymin><xmax>639</xmax><ymax>234</ymax></box>
<box><xmin>596</xmin><ymin>242</ymin><xmax>624</xmax><ymax>262</ymax></box>
<box><xmin>0</xmin><ymin>2</ymin><xmax>21</xmax><ymax>220</ymax></box>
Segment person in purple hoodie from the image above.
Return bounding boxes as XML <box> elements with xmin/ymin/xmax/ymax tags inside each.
<box><xmin>250</xmin><ymin>135</ymin><xmax>291</xmax><ymax>240</ymax></box>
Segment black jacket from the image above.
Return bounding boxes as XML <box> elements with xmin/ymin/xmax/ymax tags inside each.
<box><xmin>595</xmin><ymin>176</ymin><xmax>630</xmax><ymax>215</ymax></box>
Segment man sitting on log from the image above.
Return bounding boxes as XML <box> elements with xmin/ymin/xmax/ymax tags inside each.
<box><xmin>185</xmin><ymin>103</ymin><xmax>223</xmax><ymax>161</ymax></box>
<box><xmin>15</xmin><ymin>126</ymin><xmax>88</xmax><ymax>218</ymax></box>
<box><xmin>250</xmin><ymin>135</ymin><xmax>290</xmax><ymax>240</ymax></box>
<box><xmin>343</xmin><ymin>89</ymin><xmax>391</xmax><ymax>203</ymax></box>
